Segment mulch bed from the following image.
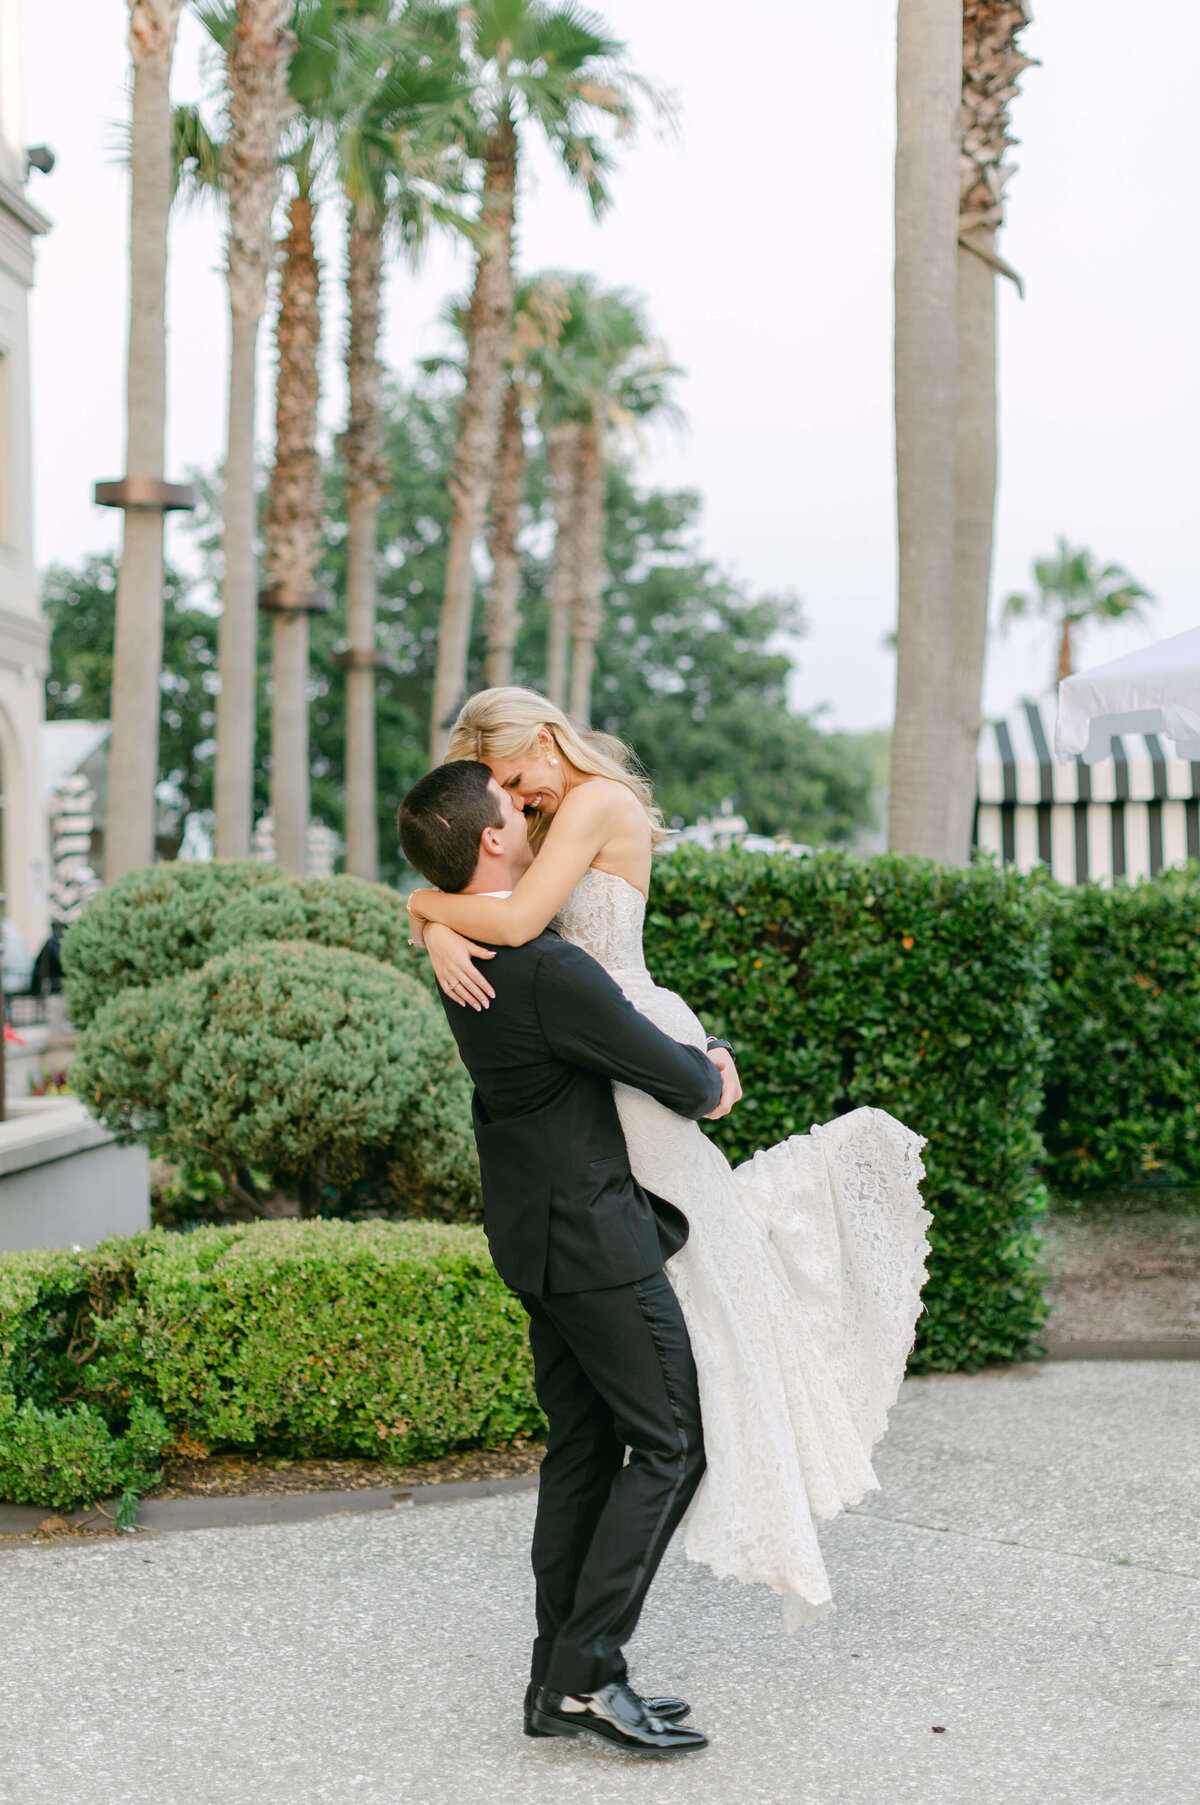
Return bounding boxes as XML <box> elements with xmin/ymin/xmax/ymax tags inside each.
<box><xmin>145</xmin><ymin>1439</ymin><xmax>545</xmax><ymax>1502</ymax></box>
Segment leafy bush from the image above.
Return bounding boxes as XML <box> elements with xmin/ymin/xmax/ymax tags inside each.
<box><xmin>1040</xmin><ymin>869</ymin><xmax>1200</xmax><ymax>1188</ymax></box>
<box><xmin>72</xmin><ymin>941</ymin><xmax>479</xmax><ymax>1220</ymax></box>
<box><xmin>62</xmin><ymin>861</ymin><xmax>426</xmax><ymax>1028</ymax></box>
<box><xmin>0</xmin><ymin>1223</ymin><xmax>540</xmax><ymax>1509</ymax></box>
<box><xmin>645</xmin><ymin>847</ymin><xmax>1051</xmax><ymax>1371</ymax></box>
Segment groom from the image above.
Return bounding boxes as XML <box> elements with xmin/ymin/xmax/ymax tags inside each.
<box><xmin>398</xmin><ymin>761</ymin><xmax>741</xmax><ymax>1757</ymax></box>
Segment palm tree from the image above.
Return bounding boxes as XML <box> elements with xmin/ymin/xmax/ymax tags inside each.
<box><xmin>529</xmin><ymin>275</ymin><xmax>677</xmax><ymax>723</ymax></box>
<box><xmin>483</xmin><ymin>277</ymin><xmax>569</xmax><ymax>687</ymax></box>
<box><xmin>211</xmin><ymin>0</ymin><xmax>296</xmax><ymax>859</ymax></box>
<box><xmin>1002</xmin><ymin>540</ymin><xmax>1154</xmax><ymax>686</ymax></box>
<box><xmin>104</xmin><ymin>0</ymin><xmax>187</xmax><ymax>880</ymax></box>
<box><xmin>426</xmin><ymin>0</ymin><xmax>657</xmax><ymax>761</ymax></box>
<box><xmin>565</xmin><ymin>302</ymin><xmax>678</xmax><ymax>726</ymax></box>
<box><xmin>337</xmin><ymin>7</ymin><xmax>470</xmax><ymax>878</ymax></box>
<box><xmin>947</xmin><ymin>0</ymin><xmax>1035</xmax><ymax>863</ymax></box>
<box><xmin>260</xmin><ymin>130</ymin><xmax>324</xmax><ymax>875</ymax></box>
<box><xmin>542</xmin><ymin>416</ymin><xmax>582</xmax><ymax>709</ymax></box>
<box><xmin>889</xmin><ymin>0</ymin><xmax>962</xmax><ymax>860</ymax></box>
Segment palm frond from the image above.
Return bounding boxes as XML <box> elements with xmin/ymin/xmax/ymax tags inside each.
<box><xmin>172</xmin><ymin>102</ymin><xmax>226</xmax><ymax>205</ymax></box>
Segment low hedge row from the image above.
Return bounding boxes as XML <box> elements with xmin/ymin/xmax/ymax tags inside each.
<box><xmin>0</xmin><ymin>1223</ymin><xmax>541</xmax><ymax>1510</ymax></box>
<box><xmin>1040</xmin><ymin>869</ymin><xmax>1200</xmax><ymax>1189</ymax></box>
<box><xmin>645</xmin><ymin>848</ymin><xmax>1052</xmax><ymax>1372</ymax></box>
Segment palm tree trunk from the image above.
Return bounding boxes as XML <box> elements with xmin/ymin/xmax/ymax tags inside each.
<box><xmin>483</xmin><ymin>377</ymin><xmax>525</xmax><ymax>689</ymax></box>
<box><xmin>343</xmin><ymin>210</ymin><xmax>388</xmax><ymax>880</ymax></box>
<box><xmin>214</xmin><ymin>0</ymin><xmax>293</xmax><ymax>858</ymax></box>
<box><xmin>1057</xmin><ymin>618</ymin><xmax>1073</xmax><ymax>683</ymax></box>
<box><xmin>947</xmin><ymin>232</ymin><xmax>996</xmax><ymax>864</ymax></box>
<box><xmin>269</xmin><ymin>609</ymin><xmax>310</xmax><ymax>872</ymax></box>
<box><xmin>106</xmin><ymin>0</ymin><xmax>183</xmax><ymax>881</ymax></box>
<box><xmin>889</xmin><ymin>0</ymin><xmax>962</xmax><ymax>861</ymax></box>
<box><xmin>544</xmin><ymin>419</ymin><xmax>580</xmax><ymax>710</ymax></box>
<box><xmin>947</xmin><ymin>1</ymin><xmax>1035</xmax><ymax>862</ymax></box>
<box><xmin>428</xmin><ymin>111</ymin><xmax>516</xmax><ymax>761</ymax></box>
<box><xmin>263</xmin><ymin>186</ymin><xmax>321</xmax><ymax>876</ymax></box>
<box><xmin>568</xmin><ymin>417</ymin><xmax>606</xmax><ymax>728</ymax></box>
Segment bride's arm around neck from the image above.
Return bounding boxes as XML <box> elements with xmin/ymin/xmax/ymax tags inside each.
<box><xmin>409</xmin><ymin>779</ymin><xmax>651</xmax><ymax>948</ymax></box>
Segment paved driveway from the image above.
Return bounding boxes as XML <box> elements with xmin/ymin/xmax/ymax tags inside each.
<box><xmin>1</xmin><ymin>1362</ymin><xmax>1197</xmax><ymax>1805</ymax></box>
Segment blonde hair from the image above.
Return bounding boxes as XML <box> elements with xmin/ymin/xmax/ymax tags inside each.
<box><xmin>445</xmin><ymin>687</ymin><xmax>667</xmax><ymax>851</ymax></box>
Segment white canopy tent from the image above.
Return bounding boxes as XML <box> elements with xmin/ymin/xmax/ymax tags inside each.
<box><xmin>1055</xmin><ymin>627</ymin><xmax>1200</xmax><ymax>764</ymax></box>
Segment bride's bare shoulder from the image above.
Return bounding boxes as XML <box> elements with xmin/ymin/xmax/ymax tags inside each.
<box><xmin>558</xmin><ymin>776</ymin><xmax>647</xmax><ymax>824</ymax></box>
<box><xmin>548</xmin><ymin>776</ymin><xmax>646</xmax><ymax>830</ymax></box>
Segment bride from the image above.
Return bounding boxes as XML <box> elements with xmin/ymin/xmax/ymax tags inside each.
<box><xmin>406</xmin><ymin>686</ymin><xmax>931</xmax><ymax>1626</ymax></box>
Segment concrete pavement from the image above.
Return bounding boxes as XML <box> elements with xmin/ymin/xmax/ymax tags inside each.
<box><xmin>1</xmin><ymin>1362</ymin><xmax>1197</xmax><ymax>1805</ymax></box>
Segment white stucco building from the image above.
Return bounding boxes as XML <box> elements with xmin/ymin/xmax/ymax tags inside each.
<box><xmin>0</xmin><ymin>0</ymin><xmax>49</xmax><ymax>952</ymax></box>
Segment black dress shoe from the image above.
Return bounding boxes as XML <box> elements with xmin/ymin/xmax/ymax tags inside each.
<box><xmin>523</xmin><ymin>1681</ymin><xmax>690</xmax><ymax>1737</ymax></box>
<box><xmin>531</xmin><ymin>1680</ymin><xmax>708</xmax><ymax>1755</ymax></box>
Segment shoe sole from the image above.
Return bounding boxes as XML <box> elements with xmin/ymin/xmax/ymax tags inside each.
<box><xmin>529</xmin><ymin>1711</ymin><xmax>707</xmax><ymax>1756</ymax></box>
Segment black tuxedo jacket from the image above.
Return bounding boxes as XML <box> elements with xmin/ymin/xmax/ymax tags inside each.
<box><xmin>437</xmin><ymin>930</ymin><xmax>721</xmax><ymax>1296</ymax></box>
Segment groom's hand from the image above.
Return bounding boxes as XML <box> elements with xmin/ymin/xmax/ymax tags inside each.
<box><xmin>704</xmin><ymin>1047</ymin><xmax>742</xmax><ymax>1119</ymax></box>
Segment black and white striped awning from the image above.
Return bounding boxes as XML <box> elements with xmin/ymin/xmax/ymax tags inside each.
<box><xmin>975</xmin><ymin>696</ymin><xmax>1200</xmax><ymax>885</ymax></box>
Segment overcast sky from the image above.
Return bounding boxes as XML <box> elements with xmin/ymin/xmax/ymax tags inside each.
<box><xmin>22</xmin><ymin>0</ymin><xmax>1200</xmax><ymax>731</ymax></box>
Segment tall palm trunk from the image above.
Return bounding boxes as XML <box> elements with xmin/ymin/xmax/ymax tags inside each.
<box><xmin>428</xmin><ymin>110</ymin><xmax>516</xmax><ymax>761</ymax></box>
<box><xmin>484</xmin><ymin>377</ymin><xmax>525</xmax><ymax>688</ymax></box>
<box><xmin>568</xmin><ymin>416</ymin><xmax>606</xmax><ymax>728</ymax></box>
<box><xmin>1057</xmin><ymin>617</ymin><xmax>1073</xmax><ymax>683</ymax></box>
<box><xmin>947</xmin><ymin>0</ymin><xmax>1034</xmax><ymax>862</ymax></box>
<box><xmin>106</xmin><ymin>0</ymin><xmax>183</xmax><ymax>880</ymax></box>
<box><xmin>947</xmin><ymin>233</ymin><xmax>996</xmax><ymax>863</ymax></box>
<box><xmin>263</xmin><ymin>187</ymin><xmax>322</xmax><ymax>876</ymax></box>
<box><xmin>544</xmin><ymin>419</ymin><xmax>580</xmax><ymax>710</ymax></box>
<box><xmin>889</xmin><ymin>0</ymin><xmax>962</xmax><ymax>861</ymax></box>
<box><xmin>214</xmin><ymin>0</ymin><xmax>293</xmax><ymax>858</ymax></box>
<box><xmin>343</xmin><ymin>210</ymin><xmax>388</xmax><ymax>880</ymax></box>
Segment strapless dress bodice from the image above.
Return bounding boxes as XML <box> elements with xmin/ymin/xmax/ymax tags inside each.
<box><xmin>552</xmin><ymin>866</ymin><xmax>648</xmax><ymax>977</ymax></box>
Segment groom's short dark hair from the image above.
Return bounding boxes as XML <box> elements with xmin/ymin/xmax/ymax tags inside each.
<box><xmin>398</xmin><ymin>761</ymin><xmax>504</xmax><ymax>893</ymax></box>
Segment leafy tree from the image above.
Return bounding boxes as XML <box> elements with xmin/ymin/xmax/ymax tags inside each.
<box><xmin>43</xmin><ymin>557</ymin><xmax>221</xmax><ymax>836</ymax></box>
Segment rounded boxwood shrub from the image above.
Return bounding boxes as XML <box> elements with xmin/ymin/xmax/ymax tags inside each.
<box><xmin>62</xmin><ymin>861</ymin><xmax>426</xmax><ymax>1028</ymax></box>
<box><xmin>72</xmin><ymin>940</ymin><xmax>479</xmax><ymax>1220</ymax></box>
<box><xmin>0</xmin><ymin>1223</ymin><xmax>540</xmax><ymax>1509</ymax></box>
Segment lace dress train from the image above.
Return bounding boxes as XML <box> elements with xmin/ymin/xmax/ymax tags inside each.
<box><xmin>553</xmin><ymin>868</ymin><xmax>931</xmax><ymax>1626</ymax></box>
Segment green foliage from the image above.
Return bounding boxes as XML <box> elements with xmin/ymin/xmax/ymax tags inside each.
<box><xmin>1040</xmin><ymin>869</ymin><xmax>1200</xmax><ymax>1188</ymax></box>
<box><xmin>0</xmin><ymin>1224</ymin><xmax>540</xmax><ymax>1509</ymax></box>
<box><xmin>644</xmin><ymin>848</ymin><xmax>1052</xmax><ymax>1372</ymax></box>
<box><xmin>72</xmin><ymin>940</ymin><xmax>478</xmax><ymax>1220</ymax></box>
<box><xmin>62</xmin><ymin>859</ymin><xmax>425</xmax><ymax>1029</ymax></box>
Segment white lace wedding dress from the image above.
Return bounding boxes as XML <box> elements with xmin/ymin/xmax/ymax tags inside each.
<box><xmin>553</xmin><ymin>867</ymin><xmax>932</xmax><ymax>1627</ymax></box>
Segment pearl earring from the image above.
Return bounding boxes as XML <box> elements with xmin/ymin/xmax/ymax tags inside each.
<box><xmin>549</xmin><ymin>756</ymin><xmax>558</xmax><ymax>765</ymax></box>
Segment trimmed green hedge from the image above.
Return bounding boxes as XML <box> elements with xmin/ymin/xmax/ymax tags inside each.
<box><xmin>0</xmin><ymin>1223</ymin><xmax>541</xmax><ymax>1509</ymax></box>
<box><xmin>62</xmin><ymin>861</ymin><xmax>426</xmax><ymax>1028</ymax></box>
<box><xmin>72</xmin><ymin>940</ymin><xmax>480</xmax><ymax>1220</ymax></box>
<box><xmin>1041</xmin><ymin>868</ymin><xmax>1200</xmax><ymax>1188</ymax></box>
<box><xmin>645</xmin><ymin>848</ymin><xmax>1052</xmax><ymax>1371</ymax></box>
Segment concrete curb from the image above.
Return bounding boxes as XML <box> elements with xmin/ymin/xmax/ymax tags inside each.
<box><xmin>1041</xmin><ymin>1336</ymin><xmax>1200</xmax><ymax>1361</ymax></box>
<box><xmin>0</xmin><ymin>1470</ymin><xmax>540</xmax><ymax>1539</ymax></box>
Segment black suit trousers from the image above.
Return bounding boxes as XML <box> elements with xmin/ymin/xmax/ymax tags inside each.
<box><xmin>521</xmin><ymin>1269</ymin><xmax>706</xmax><ymax>1697</ymax></box>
